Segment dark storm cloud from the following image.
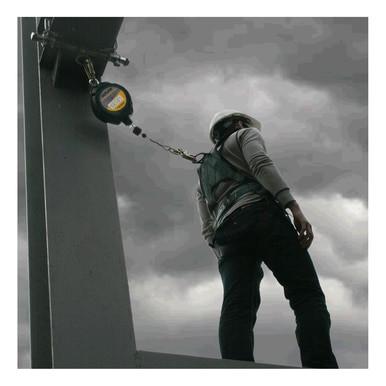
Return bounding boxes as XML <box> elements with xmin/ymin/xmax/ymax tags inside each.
<box><xmin>108</xmin><ymin>17</ymin><xmax>368</xmax><ymax>208</ymax></box>
<box><xmin>105</xmin><ymin>17</ymin><xmax>368</xmax><ymax>291</ymax></box>
<box><xmin>152</xmin><ymin>238</ymin><xmax>215</xmax><ymax>274</ymax></box>
<box><xmin>109</xmin><ymin>127</ymin><xmax>200</xmax><ymax>240</ymax></box>
<box><xmin>275</xmin><ymin>18</ymin><xmax>367</xmax><ymax>103</ymax></box>
<box><xmin>118</xmin><ymin>17</ymin><xmax>367</xmax><ymax>103</ymax></box>
<box><xmin>273</xmin><ymin>151</ymin><xmax>367</xmax><ymax>202</ymax></box>
<box><xmin>105</xmin><ymin>18</ymin><xmax>368</xmax><ymax>369</ymax></box>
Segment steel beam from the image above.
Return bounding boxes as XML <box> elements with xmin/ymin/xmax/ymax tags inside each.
<box><xmin>22</xmin><ymin>17</ymin><xmax>136</xmax><ymax>368</ymax></box>
<box><xmin>20</xmin><ymin>17</ymin><xmax>53</xmax><ymax>369</ymax></box>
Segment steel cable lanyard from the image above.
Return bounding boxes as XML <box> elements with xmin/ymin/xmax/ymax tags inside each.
<box><xmin>31</xmin><ymin>28</ymin><xmax>205</xmax><ymax>165</ymax></box>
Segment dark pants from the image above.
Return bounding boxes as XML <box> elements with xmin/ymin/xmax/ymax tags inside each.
<box><xmin>213</xmin><ymin>197</ymin><xmax>338</xmax><ymax>368</ymax></box>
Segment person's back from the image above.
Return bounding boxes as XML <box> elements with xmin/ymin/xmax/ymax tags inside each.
<box><xmin>197</xmin><ymin>125</ymin><xmax>296</xmax><ymax>248</ymax></box>
<box><xmin>195</xmin><ymin>110</ymin><xmax>338</xmax><ymax>368</ymax></box>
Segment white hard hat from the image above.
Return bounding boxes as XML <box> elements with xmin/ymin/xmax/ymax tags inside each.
<box><xmin>209</xmin><ymin>109</ymin><xmax>261</xmax><ymax>143</ymax></box>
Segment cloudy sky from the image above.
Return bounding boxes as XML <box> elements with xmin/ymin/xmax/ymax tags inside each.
<box><xmin>18</xmin><ymin>17</ymin><xmax>368</xmax><ymax>368</ymax></box>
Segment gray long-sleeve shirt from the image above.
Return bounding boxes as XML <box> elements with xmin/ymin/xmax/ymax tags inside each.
<box><xmin>196</xmin><ymin>127</ymin><xmax>295</xmax><ymax>245</ymax></box>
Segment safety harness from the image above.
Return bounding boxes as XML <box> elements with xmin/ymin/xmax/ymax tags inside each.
<box><xmin>197</xmin><ymin>132</ymin><xmax>269</xmax><ymax>231</ymax></box>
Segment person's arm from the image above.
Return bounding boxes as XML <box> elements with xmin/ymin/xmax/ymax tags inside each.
<box><xmin>196</xmin><ymin>182</ymin><xmax>215</xmax><ymax>247</ymax></box>
<box><xmin>237</xmin><ymin>127</ymin><xmax>295</xmax><ymax>209</ymax></box>
<box><xmin>238</xmin><ymin>127</ymin><xmax>314</xmax><ymax>248</ymax></box>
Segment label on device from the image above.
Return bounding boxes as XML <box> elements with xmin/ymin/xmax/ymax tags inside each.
<box><xmin>99</xmin><ymin>86</ymin><xmax>127</xmax><ymax>112</ymax></box>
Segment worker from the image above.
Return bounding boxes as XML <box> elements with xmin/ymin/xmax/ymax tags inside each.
<box><xmin>196</xmin><ymin>110</ymin><xmax>338</xmax><ymax>368</ymax></box>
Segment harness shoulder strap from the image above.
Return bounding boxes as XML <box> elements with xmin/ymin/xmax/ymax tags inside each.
<box><xmin>215</xmin><ymin>132</ymin><xmax>256</xmax><ymax>183</ymax></box>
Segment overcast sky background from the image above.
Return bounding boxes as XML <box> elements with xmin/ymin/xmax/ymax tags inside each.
<box><xmin>18</xmin><ymin>17</ymin><xmax>368</xmax><ymax>368</ymax></box>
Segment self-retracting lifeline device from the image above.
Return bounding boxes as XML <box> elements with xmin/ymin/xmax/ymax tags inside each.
<box><xmin>31</xmin><ymin>28</ymin><xmax>205</xmax><ymax>164</ymax></box>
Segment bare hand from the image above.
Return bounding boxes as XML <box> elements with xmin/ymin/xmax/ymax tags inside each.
<box><xmin>286</xmin><ymin>202</ymin><xmax>314</xmax><ymax>249</ymax></box>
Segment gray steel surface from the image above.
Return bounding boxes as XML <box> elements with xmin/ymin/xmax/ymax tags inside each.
<box><xmin>20</xmin><ymin>17</ymin><xmax>53</xmax><ymax>369</ymax></box>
